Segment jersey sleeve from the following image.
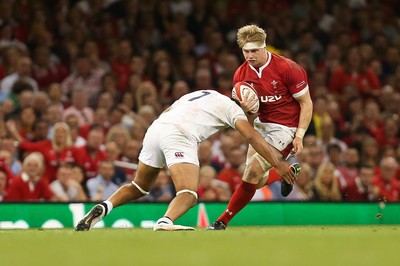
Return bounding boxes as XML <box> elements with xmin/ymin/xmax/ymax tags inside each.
<box><xmin>285</xmin><ymin>61</ymin><xmax>309</xmax><ymax>98</ymax></box>
<box><xmin>226</xmin><ymin>101</ymin><xmax>247</xmax><ymax>129</ymax></box>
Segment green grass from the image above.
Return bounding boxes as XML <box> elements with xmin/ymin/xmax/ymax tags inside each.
<box><xmin>1</xmin><ymin>226</ymin><xmax>399</xmax><ymax>266</ymax></box>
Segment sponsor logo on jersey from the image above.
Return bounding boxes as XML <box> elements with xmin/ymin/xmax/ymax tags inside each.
<box><xmin>175</xmin><ymin>152</ymin><xmax>184</xmax><ymax>158</ymax></box>
<box><xmin>260</xmin><ymin>95</ymin><xmax>282</xmax><ymax>102</ymax></box>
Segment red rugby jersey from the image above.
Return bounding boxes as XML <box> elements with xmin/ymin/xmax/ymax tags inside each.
<box><xmin>233</xmin><ymin>52</ymin><xmax>308</xmax><ymax>127</ymax></box>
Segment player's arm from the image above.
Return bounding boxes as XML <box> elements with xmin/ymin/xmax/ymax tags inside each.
<box><xmin>235</xmin><ymin>119</ymin><xmax>295</xmax><ymax>184</ymax></box>
<box><xmin>293</xmin><ymin>89</ymin><xmax>313</xmax><ymax>156</ymax></box>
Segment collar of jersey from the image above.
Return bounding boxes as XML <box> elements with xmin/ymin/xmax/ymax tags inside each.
<box><xmin>249</xmin><ymin>51</ymin><xmax>272</xmax><ymax>78</ymax></box>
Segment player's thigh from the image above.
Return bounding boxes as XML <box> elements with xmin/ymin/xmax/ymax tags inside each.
<box><xmin>134</xmin><ymin>161</ymin><xmax>161</xmax><ymax>190</ymax></box>
<box><xmin>168</xmin><ymin>163</ymin><xmax>200</xmax><ymax>191</ymax></box>
<box><xmin>161</xmin><ymin>131</ymin><xmax>200</xmax><ymax>191</ymax></box>
<box><xmin>255</xmin><ymin>120</ymin><xmax>296</xmax><ymax>156</ymax></box>
<box><xmin>139</xmin><ymin>122</ymin><xmax>166</xmax><ymax>169</ymax></box>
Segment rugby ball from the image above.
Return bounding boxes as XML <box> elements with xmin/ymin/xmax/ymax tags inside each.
<box><xmin>232</xmin><ymin>81</ymin><xmax>259</xmax><ymax>114</ymax></box>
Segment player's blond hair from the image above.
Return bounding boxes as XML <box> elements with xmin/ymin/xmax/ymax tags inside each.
<box><xmin>237</xmin><ymin>25</ymin><xmax>267</xmax><ymax>48</ymax></box>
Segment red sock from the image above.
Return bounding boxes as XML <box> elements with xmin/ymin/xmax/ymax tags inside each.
<box><xmin>265</xmin><ymin>168</ymin><xmax>282</xmax><ymax>185</ymax></box>
<box><xmin>218</xmin><ymin>181</ymin><xmax>257</xmax><ymax>226</ymax></box>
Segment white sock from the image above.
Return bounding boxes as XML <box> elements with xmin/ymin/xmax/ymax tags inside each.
<box><xmin>103</xmin><ymin>200</ymin><xmax>113</xmax><ymax>215</ymax></box>
<box><xmin>156</xmin><ymin>216</ymin><xmax>173</xmax><ymax>225</ymax></box>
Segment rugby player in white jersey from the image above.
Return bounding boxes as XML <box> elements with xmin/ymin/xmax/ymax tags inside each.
<box><xmin>75</xmin><ymin>90</ymin><xmax>296</xmax><ymax>231</ymax></box>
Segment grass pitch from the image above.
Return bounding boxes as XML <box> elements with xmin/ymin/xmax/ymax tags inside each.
<box><xmin>1</xmin><ymin>226</ymin><xmax>399</xmax><ymax>266</ymax></box>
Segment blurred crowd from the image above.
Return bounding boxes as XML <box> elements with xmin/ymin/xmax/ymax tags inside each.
<box><xmin>0</xmin><ymin>0</ymin><xmax>399</xmax><ymax>203</ymax></box>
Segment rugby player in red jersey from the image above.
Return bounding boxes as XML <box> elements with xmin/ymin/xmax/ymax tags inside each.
<box><xmin>208</xmin><ymin>24</ymin><xmax>313</xmax><ymax>230</ymax></box>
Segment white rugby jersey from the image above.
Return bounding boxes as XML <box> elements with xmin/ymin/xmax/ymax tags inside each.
<box><xmin>156</xmin><ymin>90</ymin><xmax>247</xmax><ymax>142</ymax></box>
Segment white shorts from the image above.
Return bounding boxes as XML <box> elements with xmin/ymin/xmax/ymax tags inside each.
<box><xmin>139</xmin><ymin>122</ymin><xmax>199</xmax><ymax>168</ymax></box>
<box><xmin>253</xmin><ymin>118</ymin><xmax>296</xmax><ymax>153</ymax></box>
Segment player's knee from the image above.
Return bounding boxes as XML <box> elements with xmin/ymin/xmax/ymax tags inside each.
<box><xmin>131</xmin><ymin>180</ymin><xmax>150</xmax><ymax>195</ymax></box>
<box><xmin>243</xmin><ymin>169</ymin><xmax>260</xmax><ymax>183</ymax></box>
<box><xmin>256</xmin><ymin>171</ymin><xmax>269</xmax><ymax>188</ymax></box>
<box><xmin>176</xmin><ymin>189</ymin><xmax>198</xmax><ymax>206</ymax></box>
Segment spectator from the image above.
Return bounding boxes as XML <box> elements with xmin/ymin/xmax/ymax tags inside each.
<box><xmin>328</xmin><ymin>46</ymin><xmax>381</xmax><ymax>98</ymax></box>
<box><xmin>31</xmin><ymin>45</ymin><xmax>69</xmax><ymax>90</ymax></box>
<box><xmin>105</xmin><ymin>123</ymin><xmax>131</xmax><ymax>150</ymax></box>
<box><xmin>311</xmin><ymin>161</ymin><xmax>342</xmax><ymax>201</ymax></box>
<box><xmin>62</xmin><ymin>88</ymin><xmax>94</xmax><ymax>127</ymax></box>
<box><xmin>50</xmin><ymin>164</ymin><xmax>87</xmax><ymax>202</ymax></box>
<box><xmin>0</xmin><ymin>98</ymin><xmax>15</xmax><ymax>119</ymax></box>
<box><xmin>31</xmin><ymin>92</ymin><xmax>49</xmax><ymax>120</ymax></box>
<box><xmin>96</xmin><ymin>90</ymin><xmax>115</xmax><ymax>113</ymax></box>
<box><xmin>61</xmin><ymin>53</ymin><xmax>105</xmax><ymax>102</ymax></box>
<box><xmin>86</xmin><ymin>160</ymin><xmax>119</xmax><ymax>201</ymax></box>
<box><xmin>216</xmin><ymin>147</ymin><xmax>245</xmax><ymax>194</ymax></box>
<box><xmin>378</xmin><ymin>115</ymin><xmax>399</xmax><ymax>148</ymax></box>
<box><xmin>373</xmin><ymin>157</ymin><xmax>400</xmax><ymax>202</ymax></box>
<box><xmin>0</xmin><ymin>46</ymin><xmax>21</xmax><ymax>79</ymax></box>
<box><xmin>151</xmin><ymin>58</ymin><xmax>176</xmax><ymax>104</ymax></box>
<box><xmin>198</xmin><ymin>140</ymin><xmax>221</xmax><ymax>173</ymax></box>
<box><xmin>82</xmin><ymin>40</ymin><xmax>109</xmax><ymax>72</ymax></box>
<box><xmin>360</xmin><ymin>136</ymin><xmax>380</xmax><ymax>170</ymax></box>
<box><xmin>7</xmin><ymin>120</ymin><xmax>74</xmax><ymax>183</ymax></box>
<box><xmin>198</xmin><ymin>165</ymin><xmax>231</xmax><ymax>201</ymax></box>
<box><xmin>170</xmin><ymin>80</ymin><xmax>190</xmax><ymax>104</ymax></box>
<box><xmin>8</xmin><ymin>80</ymin><xmax>34</xmax><ymax>114</ymax></box>
<box><xmin>31</xmin><ymin>119</ymin><xmax>49</xmax><ymax>142</ymax></box>
<box><xmin>362</xmin><ymin>99</ymin><xmax>384</xmax><ymax>143</ymax></box>
<box><xmin>0</xmin><ymin>56</ymin><xmax>38</xmax><ymax>98</ymax></box>
<box><xmin>0</xmin><ymin>23</ymin><xmax>27</xmax><ymax>52</ymax></box>
<box><xmin>0</xmin><ymin>137</ymin><xmax>22</xmax><ymax>176</ymax></box>
<box><xmin>307</xmin><ymin>95</ymin><xmax>331</xmax><ymax>140</ymax></box>
<box><xmin>5</xmin><ymin>152</ymin><xmax>55</xmax><ymax>201</ymax></box>
<box><xmin>119</xmin><ymin>139</ymin><xmax>141</xmax><ymax>182</ymax></box>
<box><xmin>141</xmin><ymin>169</ymin><xmax>174</xmax><ymax>202</ymax></box>
<box><xmin>0</xmin><ymin>150</ymin><xmax>15</xmax><ymax>181</ymax></box>
<box><xmin>337</xmin><ymin>147</ymin><xmax>360</xmax><ymax>188</ymax></box>
<box><xmin>47</xmin><ymin>83</ymin><xmax>65</xmax><ymax>111</ymax></box>
<box><xmin>73</xmin><ymin>125</ymin><xmax>108</xmax><ymax>180</ymax></box>
<box><xmin>64</xmin><ymin>113</ymin><xmax>86</xmax><ymax>147</ymax></box>
<box><xmin>341</xmin><ymin>164</ymin><xmax>378</xmax><ymax>202</ymax></box>
<box><xmin>71</xmin><ymin>164</ymin><xmax>88</xmax><ymax>196</ymax></box>
<box><xmin>326</xmin><ymin>143</ymin><xmax>343</xmax><ymax>167</ymax></box>
<box><xmin>11</xmin><ymin>106</ymin><xmax>37</xmax><ymax>141</ymax></box>
<box><xmin>104</xmin><ymin>140</ymin><xmax>126</xmax><ymax>186</ymax></box>
<box><xmin>0</xmin><ymin>170</ymin><xmax>8</xmax><ymax>201</ymax></box>
<box><xmin>45</xmin><ymin>103</ymin><xmax>64</xmax><ymax>137</ymax></box>
<box><xmin>316</xmin><ymin>118</ymin><xmax>347</xmax><ymax>157</ymax></box>
<box><xmin>109</xmin><ymin>40</ymin><xmax>133</xmax><ymax>92</ymax></box>
<box><xmin>308</xmin><ymin>144</ymin><xmax>326</xmax><ymax>179</ymax></box>
<box><xmin>135</xmin><ymin>81</ymin><xmax>162</xmax><ymax>115</ymax></box>
<box><xmin>193</xmin><ymin>67</ymin><xmax>213</xmax><ymax>91</ymax></box>
<box><xmin>137</xmin><ymin>105</ymin><xmax>157</xmax><ymax>126</ymax></box>
<box><xmin>78</xmin><ymin>107</ymin><xmax>110</xmax><ymax>139</ymax></box>
<box><xmin>212</xmin><ymin>134</ymin><xmax>235</xmax><ymax>170</ymax></box>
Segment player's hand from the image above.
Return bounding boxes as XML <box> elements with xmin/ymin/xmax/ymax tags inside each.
<box><xmin>239</xmin><ymin>90</ymin><xmax>258</xmax><ymax>114</ymax></box>
<box><xmin>291</xmin><ymin>137</ymin><xmax>303</xmax><ymax>156</ymax></box>
<box><xmin>275</xmin><ymin>161</ymin><xmax>296</xmax><ymax>185</ymax></box>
